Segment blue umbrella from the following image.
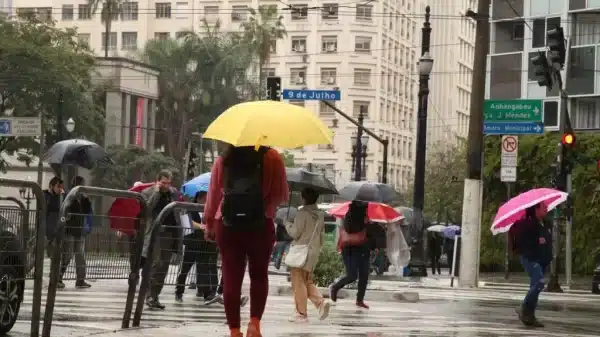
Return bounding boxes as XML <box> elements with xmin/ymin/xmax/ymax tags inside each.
<box><xmin>442</xmin><ymin>225</ymin><xmax>461</xmax><ymax>240</ymax></box>
<box><xmin>181</xmin><ymin>172</ymin><xmax>211</xmax><ymax>198</ymax></box>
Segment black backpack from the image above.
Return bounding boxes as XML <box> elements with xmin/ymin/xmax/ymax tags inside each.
<box><xmin>221</xmin><ymin>147</ymin><xmax>267</xmax><ymax>231</ymax></box>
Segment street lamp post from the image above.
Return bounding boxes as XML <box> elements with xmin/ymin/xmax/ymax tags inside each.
<box><xmin>407</xmin><ymin>7</ymin><xmax>433</xmax><ymax>277</ymax></box>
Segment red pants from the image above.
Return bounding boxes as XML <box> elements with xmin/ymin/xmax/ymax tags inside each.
<box><xmin>216</xmin><ymin>220</ymin><xmax>274</xmax><ymax>329</ymax></box>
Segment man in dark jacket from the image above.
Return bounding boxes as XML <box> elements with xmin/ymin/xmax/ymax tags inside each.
<box><xmin>513</xmin><ymin>203</ymin><xmax>551</xmax><ymax>328</ymax></box>
<box><xmin>58</xmin><ymin>176</ymin><xmax>92</xmax><ymax>289</ymax></box>
<box><xmin>272</xmin><ymin>218</ymin><xmax>292</xmax><ymax>270</ymax></box>
<box><xmin>142</xmin><ymin>170</ymin><xmax>181</xmax><ymax>310</ymax></box>
<box><xmin>44</xmin><ymin>177</ymin><xmax>64</xmax><ymax>258</ymax></box>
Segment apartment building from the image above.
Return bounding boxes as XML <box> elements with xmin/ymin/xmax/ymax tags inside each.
<box><xmin>427</xmin><ymin>0</ymin><xmax>476</xmax><ymax>151</ymax></box>
<box><xmin>487</xmin><ymin>0</ymin><xmax>600</xmax><ymax>131</ymax></box>
<box><xmin>7</xmin><ymin>0</ymin><xmax>426</xmax><ymax>190</ymax></box>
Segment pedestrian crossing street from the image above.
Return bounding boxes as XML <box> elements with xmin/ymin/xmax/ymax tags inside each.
<box><xmin>15</xmin><ymin>280</ymin><xmax>600</xmax><ymax>337</ymax></box>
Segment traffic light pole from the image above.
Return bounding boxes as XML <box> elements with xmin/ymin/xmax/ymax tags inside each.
<box><xmin>547</xmin><ymin>37</ymin><xmax>572</xmax><ymax>293</ymax></box>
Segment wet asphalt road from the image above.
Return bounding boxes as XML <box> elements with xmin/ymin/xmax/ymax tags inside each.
<box><xmin>10</xmin><ymin>283</ymin><xmax>600</xmax><ymax>337</ymax></box>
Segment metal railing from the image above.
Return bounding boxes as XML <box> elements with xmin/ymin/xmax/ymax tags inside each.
<box><xmin>0</xmin><ymin>178</ymin><xmax>45</xmax><ymax>337</ymax></box>
<box><xmin>42</xmin><ymin>186</ymin><xmax>149</xmax><ymax>337</ymax></box>
<box><xmin>133</xmin><ymin>201</ymin><xmax>204</xmax><ymax>327</ymax></box>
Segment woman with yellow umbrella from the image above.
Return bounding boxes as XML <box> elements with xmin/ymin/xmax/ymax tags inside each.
<box><xmin>202</xmin><ymin>100</ymin><xmax>333</xmax><ymax>337</ymax></box>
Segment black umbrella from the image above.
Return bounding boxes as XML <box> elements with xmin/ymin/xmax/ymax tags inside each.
<box><xmin>338</xmin><ymin>181</ymin><xmax>398</xmax><ymax>203</ymax></box>
<box><xmin>285</xmin><ymin>168</ymin><xmax>338</xmax><ymax>195</ymax></box>
<box><xmin>42</xmin><ymin>139</ymin><xmax>113</xmax><ymax>170</ymax></box>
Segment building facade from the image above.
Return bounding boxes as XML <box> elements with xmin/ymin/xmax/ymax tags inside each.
<box><xmin>7</xmin><ymin>0</ymin><xmax>430</xmax><ymax>190</ymax></box>
<box><xmin>487</xmin><ymin>0</ymin><xmax>600</xmax><ymax>131</ymax></box>
<box><xmin>427</xmin><ymin>0</ymin><xmax>476</xmax><ymax>151</ymax></box>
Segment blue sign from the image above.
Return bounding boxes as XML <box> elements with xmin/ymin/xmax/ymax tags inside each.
<box><xmin>282</xmin><ymin>89</ymin><xmax>341</xmax><ymax>101</ymax></box>
<box><xmin>483</xmin><ymin>122</ymin><xmax>544</xmax><ymax>135</ymax></box>
<box><xmin>0</xmin><ymin>120</ymin><xmax>11</xmax><ymax>135</ymax></box>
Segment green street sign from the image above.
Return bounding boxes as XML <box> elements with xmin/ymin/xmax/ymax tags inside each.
<box><xmin>484</xmin><ymin>99</ymin><xmax>543</xmax><ymax>122</ymax></box>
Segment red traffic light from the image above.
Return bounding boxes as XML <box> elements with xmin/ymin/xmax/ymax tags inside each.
<box><xmin>562</xmin><ymin>133</ymin><xmax>575</xmax><ymax>146</ymax></box>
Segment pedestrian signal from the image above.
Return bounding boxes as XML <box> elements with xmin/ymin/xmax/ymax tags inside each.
<box><xmin>561</xmin><ymin>133</ymin><xmax>575</xmax><ymax>146</ymax></box>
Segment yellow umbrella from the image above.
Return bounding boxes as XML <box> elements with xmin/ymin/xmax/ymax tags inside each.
<box><xmin>203</xmin><ymin>100</ymin><xmax>333</xmax><ymax>148</ymax></box>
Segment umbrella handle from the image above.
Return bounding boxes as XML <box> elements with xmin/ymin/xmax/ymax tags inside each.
<box><xmin>286</xmin><ymin>191</ymin><xmax>292</xmax><ymax>220</ymax></box>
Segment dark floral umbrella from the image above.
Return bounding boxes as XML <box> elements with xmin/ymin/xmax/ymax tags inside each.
<box><xmin>338</xmin><ymin>181</ymin><xmax>397</xmax><ymax>203</ymax></box>
<box><xmin>285</xmin><ymin>168</ymin><xmax>338</xmax><ymax>194</ymax></box>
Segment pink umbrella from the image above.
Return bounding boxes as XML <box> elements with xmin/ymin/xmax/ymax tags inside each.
<box><xmin>491</xmin><ymin>187</ymin><xmax>568</xmax><ymax>235</ymax></box>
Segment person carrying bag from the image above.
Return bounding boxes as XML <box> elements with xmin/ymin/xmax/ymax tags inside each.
<box><xmin>284</xmin><ymin>188</ymin><xmax>331</xmax><ymax>323</ymax></box>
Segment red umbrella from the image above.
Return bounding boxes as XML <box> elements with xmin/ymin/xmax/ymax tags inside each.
<box><xmin>327</xmin><ymin>201</ymin><xmax>404</xmax><ymax>224</ymax></box>
<box><xmin>108</xmin><ymin>182</ymin><xmax>154</xmax><ymax>236</ymax></box>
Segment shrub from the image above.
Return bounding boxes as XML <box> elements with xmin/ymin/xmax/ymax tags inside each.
<box><xmin>312</xmin><ymin>243</ymin><xmax>344</xmax><ymax>287</ymax></box>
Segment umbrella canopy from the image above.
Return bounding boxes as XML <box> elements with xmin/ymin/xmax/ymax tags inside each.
<box><xmin>491</xmin><ymin>187</ymin><xmax>568</xmax><ymax>235</ymax></box>
<box><xmin>285</xmin><ymin>168</ymin><xmax>338</xmax><ymax>195</ymax></box>
<box><xmin>181</xmin><ymin>172</ymin><xmax>211</xmax><ymax>199</ymax></box>
<box><xmin>202</xmin><ymin>100</ymin><xmax>333</xmax><ymax>148</ymax></box>
<box><xmin>42</xmin><ymin>139</ymin><xmax>113</xmax><ymax>169</ymax></box>
<box><xmin>276</xmin><ymin>207</ymin><xmax>297</xmax><ymax>223</ymax></box>
<box><xmin>338</xmin><ymin>181</ymin><xmax>398</xmax><ymax>203</ymax></box>
<box><xmin>108</xmin><ymin>182</ymin><xmax>154</xmax><ymax>236</ymax></box>
<box><xmin>427</xmin><ymin>224</ymin><xmax>446</xmax><ymax>232</ymax></box>
<box><xmin>327</xmin><ymin>201</ymin><xmax>404</xmax><ymax>224</ymax></box>
<box><xmin>442</xmin><ymin>225</ymin><xmax>461</xmax><ymax>239</ymax></box>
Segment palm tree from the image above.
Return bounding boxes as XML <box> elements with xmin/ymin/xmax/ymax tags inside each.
<box><xmin>241</xmin><ymin>5</ymin><xmax>286</xmax><ymax>92</ymax></box>
<box><xmin>88</xmin><ymin>0</ymin><xmax>122</xmax><ymax>57</ymax></box>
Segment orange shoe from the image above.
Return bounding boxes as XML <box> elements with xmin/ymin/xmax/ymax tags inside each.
<box><xmin>230</xmin><ymin>328</ymin><xmax>243</xmax><ymax>337</ymax></box>
<box><xmin>246</xmin><ymin>318</ymin><xmax>262</xmax><ymax>337</ymax></box>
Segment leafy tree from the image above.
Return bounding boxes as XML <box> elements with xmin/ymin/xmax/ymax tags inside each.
<box><xmin>0</xmin><ymin>17</ymin><xmax>103</xmax><ymax>172</ymax></box>
<box><xmin>423</xmin><ymin>142</ymin><xmax>466</xmax><ymax>223</ymax></box>
<box><xmin>92</xmin><ymin>145</ymin><xmax>180</xmax><ymax>189</ymax></box>
<box><xmin>87</xmin><ymin>0</ymin><xmax>123</xmax><ymax>57</ymax></box>
<box><xmin>280</xmin><ymin>150</ymin><xmax>295</xmax><ymax>167</ymax></box>
<box><xmin>241</xmin><ymin>5</ymin><xmax>286</xmax><ymax>92</ymax></box>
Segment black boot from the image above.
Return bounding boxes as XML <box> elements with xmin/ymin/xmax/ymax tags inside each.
<box><xmin>515</xmin><ymin>305</ymin><xmax>534</xmax><ymax>326</ymax></box>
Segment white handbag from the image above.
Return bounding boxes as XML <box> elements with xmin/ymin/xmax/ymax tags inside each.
<box><xmin>284</xmin><ymin>214</ymin><xmax>322</xmax><ymax>268</ymax></box>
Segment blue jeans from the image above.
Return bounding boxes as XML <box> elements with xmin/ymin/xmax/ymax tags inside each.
<box><xmin>331</xmin><ymin>245</ymin><xmax>371</xmax><ymax>301</ymax></box>
<box><xmin>520</xmin><ymin>256</ymin><xmax>545</xmax><ymax>313</ymax></box>
<box><xmin>272</xmin><ymin>241</ymin><xmax>290</xmax><ymax>269</ymax></box>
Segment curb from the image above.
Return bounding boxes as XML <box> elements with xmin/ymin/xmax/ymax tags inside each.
<box><xmin>268</xmin><ymin>284</ymin><xmax>420</xmax><ymax>303</ymax></box>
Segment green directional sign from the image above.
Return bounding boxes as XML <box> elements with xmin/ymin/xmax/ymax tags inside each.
<box><xmin>484</xmin><ymin>99</ymin><xmax>543</xmax><ymax>122</ymax></box>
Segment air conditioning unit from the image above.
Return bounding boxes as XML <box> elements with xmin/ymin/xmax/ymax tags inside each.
<box><xmin>327</xmin><ymin>77</ymin><xmax>335</xmax><ymax>84</ymax></box>
<box><xmin>332</xmin><ymin>118</ymin><xmax>338</xmax><ymax>128</ymax></box>
<box><xmin>326</xmin><ymin>44</ymin><xmax>336</xmax><ymax>52</ymax></box>
<box><xmin>294</xmin><ymin>44</ymin><xmax>305</xmax><ymax>52</ymax></box>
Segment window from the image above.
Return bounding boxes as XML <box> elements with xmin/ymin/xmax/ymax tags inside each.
<box><xmin>232</xmin><ymin>5</ymin><xmax>248</xmax><ymax>22</ymax></box>
<box><xmin>532</xmin><ymin>17</ymin><xmax>560</xmax><ymax>48</ymax></box>
<box><xmin>102</xmin><ymin>3</ymin><xmax>119</xmax><ymax>20</ymax></box>
<box><xmin>322</xmin><ymin>4</ymin><xmax>338</xmax><ymax>19</ymax></box>
<box><xmin>353</xmin><ymin>100</ymin><xmax>370</xmax><ymax>118</ymax></box>
<box><xmin>291</xmin><ymin>4</ymin><xmax>308</xmax><ymax>20</ymax></box>
<box><xmin>259</xmin><ymin>4</ymin><xmax>277</xmax><ymax>15</ymax></box>
<box><xmin>155</xmin><ymin>32</ymin><xmax>169</xmax><ymax>40</ymax></box>
<box><xmin>513</xmin><ymin>22</ymin><xmax>525</xmax><ymax>40</ymax></box>
<box><xmin>269</xmin><ymin>40</ymin><xmax>277</xmax><ymax>53</ymax></box>
<box><xmin>319</xmin><ymin>101</ymin><xmax>336</xmax><ymax>116</ymax></box>
<box><xmin>36</xmin><ymin>7</ymin><xmax>52</xmax><ymax>21</ymax></box>
<box><xmin>355</xmin><ymin>37</ymin><xmax>372</xmax><ymax>53</ymax></box>
<box><xmin>15</xmin><ymin>8</ymin><xmax>34</xmax><ymax>18</ymax></box>
<box><xmin>122</xmin><ymin>2</ymin><xmax>138</xmax><ymax>20</ymax></box>
<box><xmin>77</xmin><ymin>33</ymin><xmax>90</xmax><ymax>46</ymax></box>
<box><xmin>262</xmin><ymin>68</ymin><xmax>276</xmax><ymax>77</ymax></box>
<box><xmin>101</xmin><ymin>32</ymin><xmax>117</xmax><ymax>51</ymax></box>
<box><xmin>291</xmin><ymin>37</ymin><xmax>307</xmax><ymax>53</ymax></box>
<box><xmin>62</xmin><ymin>5</ymin><xmax>74</xmax><ymax>20</ymax></box>
<box><xmin>321</xmin><ymin>36</ymin><xmax>338</xmax><ymax>53</ymax></box>
<box><xmin>354</xmin><ymin>69</ymin><xmax>371</xmax><ymax>86</ymax></box>
<box><xmin>320</xmin><ymin>68</ymin><xmax>337</xmax><ymax>85</ymax></box>
<box><xmin>289</xmin><ymin>100</ymin><xmax>305</xmax><ymax>107</ymax></box>
<box><xmin>290</xmin><ymin>68</ymin><xmax>306</xmax><ymax>84</ymax></box>
<box><xmin>175</xmin><ymin>2</ymin><xmax>189</xmax><ymax>19</ymax></box>
<box><xmin>204</xmin><ymin>6</ymin><xmax>218</xmax><ymax>21</ymax></box>
<box><xmin>155</xmin><ymin>3</ymin><xmax>171</xmax><ymax>18</ymax></box>
<box><xmin>356</xmin><ymin>5</ymin><xmax>372</xmax><ymax>20</ymax></box>
<box><xmin>78</xmin><ymin>4</ymin><xmax>92</xmax><ymax>20</ymax></box>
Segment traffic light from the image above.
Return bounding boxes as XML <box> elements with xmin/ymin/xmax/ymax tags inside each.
<box><xmin>530</xmin><ymin>51</ymin><xmax>553</xmax><ymax>89</ymax></box>
<box><xmin>266</xmin><ymin>76</ymin><xmax>281</xmax><ymax>101</ymax></box>
<box><xmin>561</xmin><ymin>132</ymin><xmax>575</xmax><ymax>147</ymax></box>
<box><xmin>547</xmin><ymin>27</ymin><xmax>566</xmax><ymax>68</ymax></box>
